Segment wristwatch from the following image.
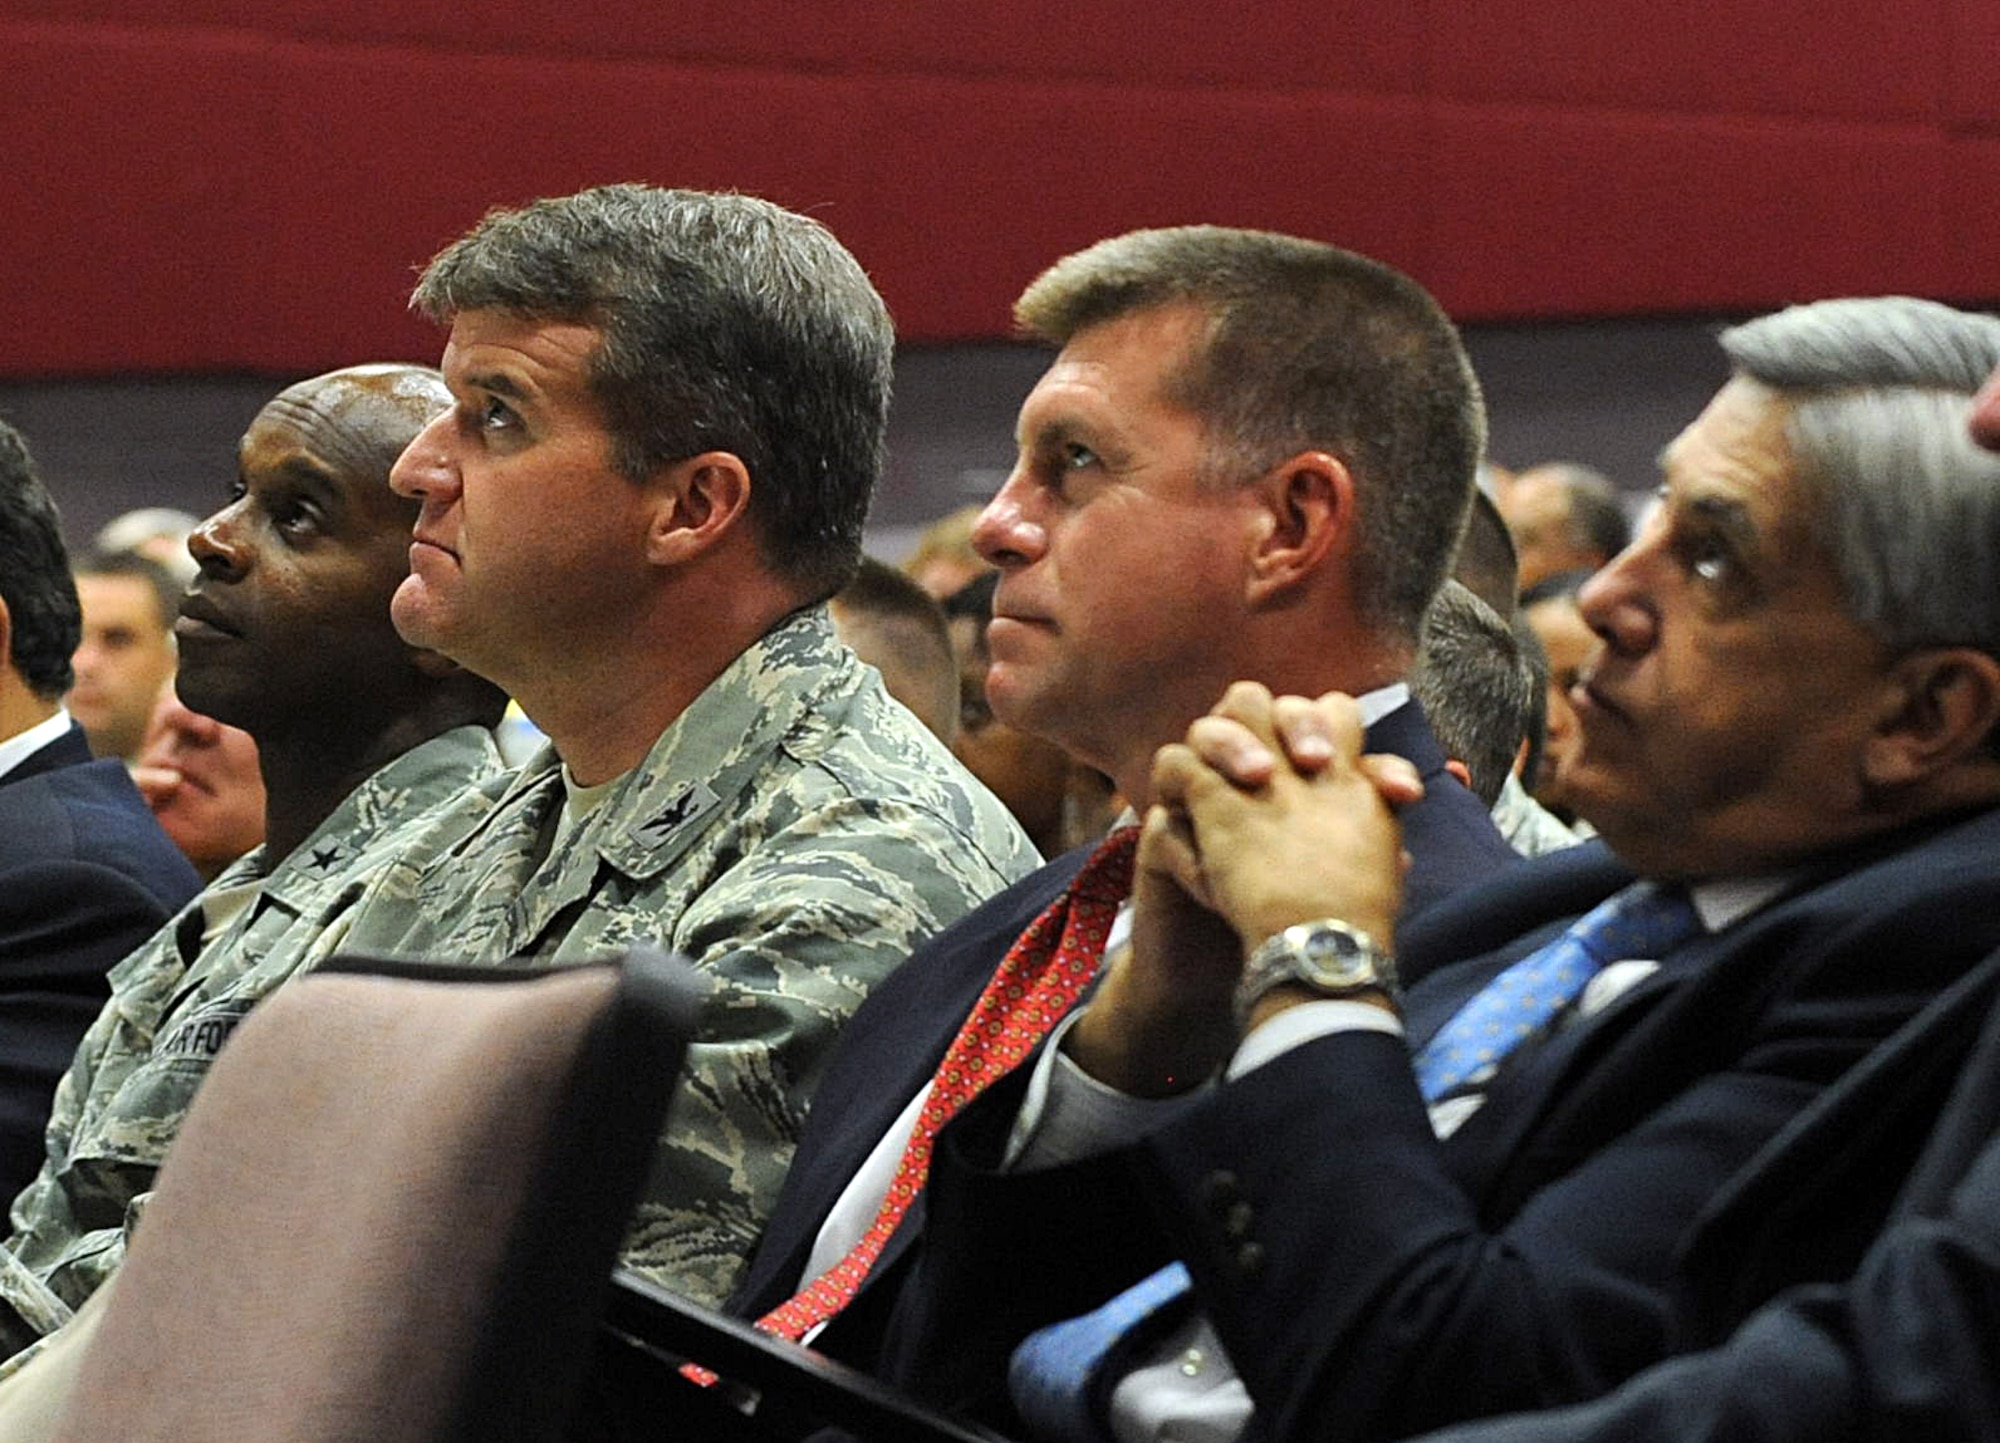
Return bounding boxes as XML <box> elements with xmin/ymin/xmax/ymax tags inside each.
<box><xmin>1234</xmin><ymin>918</ymin><xmax>1398</xmax><ymax>1027</ymax></box>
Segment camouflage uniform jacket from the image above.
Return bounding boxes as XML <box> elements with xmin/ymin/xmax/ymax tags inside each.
<box><xmin>0</xmin><ymin>724</ymin><xmax>506</xmax><ymax>1354</ymax></box>
<box><xmin>259</xmin><ymin>607</ymin><xmax>1031</xmax><ymax>1305</ymax></box>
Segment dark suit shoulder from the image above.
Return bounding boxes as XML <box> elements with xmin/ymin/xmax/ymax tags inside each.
<box><xmin>1365</xmin><ymin>700</ymin><xmax>1522</xmax><ymax>925</ymax></box>
<box><xmin>1398</xmin><ymin>839</ymin><xmax>1629</xmax><ymax>989</ymax></box>
<box><xmin>0</xmin><ymin>742</ymin><xmax>199</xmax><ymax>911</ymax></box>
<box><xmin>0</xmin><ymin>732</ymin><xmax>197</xmax><ymax>1205</ymax></box>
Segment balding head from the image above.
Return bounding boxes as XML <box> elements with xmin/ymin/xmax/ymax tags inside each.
<box><xmin>263</xmin><ymin>365</ymin><xmax>451</xmax><ymax>491</ymax></box>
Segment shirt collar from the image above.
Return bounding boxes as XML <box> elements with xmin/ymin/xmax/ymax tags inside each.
<box><xmin>0</xmin><ymin>708</ymin><xmax>77</xmax><ymax>782</ymax></box>
<box><xmin>1689</xmin><ymin>873</ymin><xmax>1798</xmax><ymax>933</ymax></box>
<box><xmin>1355</xmin><ymin>682</ymin><xmax>1410</xmax><ymax>728</ymax></box>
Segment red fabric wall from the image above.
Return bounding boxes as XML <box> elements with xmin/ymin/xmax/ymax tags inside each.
<box><xmin>5</xmin><ymin>0</ymin><xmax>1998</xmax><ymax>375</ymax></box>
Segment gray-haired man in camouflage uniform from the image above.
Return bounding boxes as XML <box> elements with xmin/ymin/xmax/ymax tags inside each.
<box><xmin>372</xmin><ymin>184</ymin><xmax>1032</xmax><ymax>1304</ymax></box>
<box><xmin>0</xmin><ymin>365</ymin><xmax>513</xmax><ymax>1354</ymax></box>
<box><xmin>0</xmin><ymin>187</ymin><xmax>1032</xmax><ymax>1351</ymax></box>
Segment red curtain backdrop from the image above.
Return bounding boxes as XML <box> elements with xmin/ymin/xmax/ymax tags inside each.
<box><xmin>5</xmin><ymin>0</ymin><xmax>1998</xmax><ymax>375</ymax></box>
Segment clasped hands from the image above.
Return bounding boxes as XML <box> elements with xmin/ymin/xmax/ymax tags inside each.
<box><xmin>1063</xmin><ymin>683</ymin><xmax>1417</xmax><ymax>1096</ymax></box>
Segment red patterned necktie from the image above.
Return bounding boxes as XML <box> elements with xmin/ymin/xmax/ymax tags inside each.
<box><xmin>758</xmin><ymin>824</ymin><xmax>1140</xmax><ymax>1342</ymax></box>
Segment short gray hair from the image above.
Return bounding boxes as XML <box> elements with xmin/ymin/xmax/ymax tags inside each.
<box><xmin>1409</xmin><ymin>580</ymin><xmax>1536</xmax><ymax>806</ymax></box>
<box><xmin>413</xmin><ymin>184</ymin><xmax>894</xmax><ymax>602</ymax></box>
<box><xmin>1721</xmin><ymin>297</ymin><xmax>2000</xmax><ymax>658</ymax></box>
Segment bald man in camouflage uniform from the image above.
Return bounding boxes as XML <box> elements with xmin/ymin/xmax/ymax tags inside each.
<box><xmin>0</xmin><ymin>365</ymin><xmax>514</xmax><ymax>1354</ymax></box>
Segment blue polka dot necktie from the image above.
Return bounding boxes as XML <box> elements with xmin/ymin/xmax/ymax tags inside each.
<box><xmin>1413</xmin><ymin>880</ymin><xmax>1700</xmax><ymax>1100</ymax></box>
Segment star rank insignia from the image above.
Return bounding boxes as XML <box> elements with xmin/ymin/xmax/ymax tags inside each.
<box><xmin>634</xmin><ymin>781</ymin><xmax>722</xmax><ymax>844</ymax></box>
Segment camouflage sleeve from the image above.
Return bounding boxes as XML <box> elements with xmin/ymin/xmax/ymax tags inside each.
<box><xmin>609</xmin><ymin>793</ymin><xmax>1026</xmax><ymax>1307</ymax></box>
<box><xmin>0</xmin><ymin>1247</ymin><xmax>68</xmax><ymax>1363</ymax></box>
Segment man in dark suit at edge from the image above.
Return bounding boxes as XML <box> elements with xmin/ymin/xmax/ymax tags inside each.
<box><xmin>1392</xmin><ymin>328</ymin><xmax>2000</xmax><ymax>1443</ymax></box>
<box><xmin>718</xmin><ymin>226</ymin><xmax>1520</xmax><ymax>1381</ymax></box>
<box><xmin>900</xmin><ymin>295</ymin><xmax>2000</xmax><ymax>1443</ymax></box>
<box><xmin>0</xmin><ymin>421</ymin><xmax>199</xmax><ymax>1201</ymax></box>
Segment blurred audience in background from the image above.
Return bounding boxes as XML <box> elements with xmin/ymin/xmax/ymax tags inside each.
<box><xmin>1408</xmin><ymin>579</ymin><xmax>1539</xmax><ymax>809</ymax></box>
<box><xmin>902</xmin><ymin>503</ymin><xmax>992</xmax><ymax>601</ymax></box>
<box><xmin>93</xmin><ymin>508</ymin><xmax>200</xmax><ymax>588</ymax></box>
<box><xmin>131</xmin><ymin>691</ymin><xmax>265</xmax><ymax>882</ymax></box>
<box><xmin>1495</xmin><ymin>461</ymin><xmax>1630</xmax><ymax>594</ymax></box>
<box><xmin>67</xmin><ymin>551</ymin><xmax>179</xmax><ymax>767</ymax></box>
<box><xmin>1519</xmin><ymin>568</ymin><xmax>1599</xmax><ymax>830</ymax></box>
<box><xmin>830</xmin><ymin>557</ymin><xmax>960</xmax><ymax>744</ymax></box>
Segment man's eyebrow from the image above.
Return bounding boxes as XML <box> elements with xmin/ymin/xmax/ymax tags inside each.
<box><xmin>1019</xmin><ymin>407</ymin><xmax>1118</xmax><ymax>455</ymax></box>
<box><xmin>271</xmin><ymin>455</ymin><xmax>346</xmax><ymax>506</ymax></box>
<box><xmin>1682</xmin><ymin>492</ymin><xmax>1760</xmax><ymax>552</ymax></box>
<box><xmin>1018</xmin><ymin>416</ymin><xmax>1076</xmax><ymax>450</ymax></box>
<box><xmin>274</xmin><ymin>454</ymin><xmax>339</xmax><ymax>488</ymax></box>
<box><xmin>460</xmin><ymin>369</ymin><xmax>529</xmax><ymax>402</ymax></box>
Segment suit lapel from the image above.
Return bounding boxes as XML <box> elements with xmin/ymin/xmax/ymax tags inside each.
<box><xmin>1440</xmin><ymin>934</ymin><xmax>1707</xmax><ymax>1206</ymax></box>
<box><xmin>1671</xmin><ymin>945</ymin><xmax>2000</xmax><ymax>1335</ymax></box>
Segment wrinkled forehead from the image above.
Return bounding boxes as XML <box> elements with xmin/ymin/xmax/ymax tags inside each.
<box><xmin>1659</xmin><ymin>379</ymin><xmax>1809</xmax><ymax>518</ymax></box>
<box><xmin>271</xmin><ymin>367</ymin><xmax>448</xmax><ymax>429</ymax></box>
<box><xmin>250</xmin><ymin>370</ymin><xmax>446</xmax><ymax>482</ymax></box>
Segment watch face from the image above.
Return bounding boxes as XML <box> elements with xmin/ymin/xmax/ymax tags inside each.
<box><xmin>1299</xmin><ymin>926</ymin><xmax>1374</xmax><ymax>989</ymax></box>
<box><xmin>1237</xmin><ymin>919</ymin><xmax>1394</xmax><ymax>1025</ymax></box>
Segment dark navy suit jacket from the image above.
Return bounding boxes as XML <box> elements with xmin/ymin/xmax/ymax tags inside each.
<box><xmin>875</xmin><ymin>804</ymin><xmax>2000</xmax><ymax>1441</ymax></box>
<box><xmin>728</xmin><ymin>702</ymin><xmax>1519</xmax><ymax>1356</ymax></box>
<box><xmin>0</xmin><ymin>725</ymin><xmax>199</xmax><ymax>1201</ymax></box>
<box><xmin>1411</xmin><ymin>941</ymin><xmax>2000</xmax><ymax>1443</ymax></box>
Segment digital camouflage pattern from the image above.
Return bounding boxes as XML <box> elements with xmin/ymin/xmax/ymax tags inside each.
<box><xmin>314</xmin><ymin>606</ymin><xmax>1037</xmax><ymax>1306</ymax></box>
<box><xmin>0</xmin><ymin>725</ymin><xmax>508</xmax><ymax>1358</ymax></box>
<box><xmin>0</xmin><ymin>606</ymin><xmax>1031</xmax><ymax>1338</ymax></box>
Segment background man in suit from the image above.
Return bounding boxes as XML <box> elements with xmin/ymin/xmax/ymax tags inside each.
<box><xmin>0</xmin><ymin>422</ymin><xmax>199</xmax><ymax>1205</ymax></box>
<box><xmin>66</xmin><ymin>551</ymin><xmax>179</xmax><ymax>766</ymax></box>
<box><xmin>966</xmin><ymin>296</ymin><xmax>2000</xmax><ymax>1443</ymax></box>
<box><xmin>718</xmin><ymin>226</ymin><xmax>1519</xmax><ymax>1388</ymax></box>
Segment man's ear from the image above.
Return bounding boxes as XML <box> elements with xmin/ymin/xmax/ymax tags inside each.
<box><xmin>645</xmin><ymin>451</ymin><xmax>753</xmax><ymax>567</ymax></box>
<box><xmin>1862</xmin><ymin>646</ymin><xmax>2000</xmax><ymax>789</ymax></box>
<box><xmin>1245</xmin><ymin>450</ymin><xmax>1354</xmax><ymax>604</ymax></box>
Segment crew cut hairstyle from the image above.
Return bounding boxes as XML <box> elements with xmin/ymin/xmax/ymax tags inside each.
<box><xmin>1721</xmin><ymin>297</ymin><xmax>2000</xmax><ymax>665</ymax></box>
<box><xmin>412</xmin><ymin>184</ymin><xmax>895</xmax><ymax>602</ymax></box>
<box><xmin>1410</xmin><ymin>580</ymin><xmax>1537</xmax><ymax>807</ymax></box>
<box><xmin>1014</xmin><ymin>226</ymin><xmax>1486</xmax><ymax>641</ymax></box>
<box><xmin>0</xmin><ymin>420</ymin><xmax>82</xmax><ymax>699</ymax></box>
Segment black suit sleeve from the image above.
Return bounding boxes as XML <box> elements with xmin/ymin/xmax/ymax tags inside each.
<box><xmin>1134</xmin><ymin>1028</ymin><xmax>1824</xmax><ymax>1443</ymax></box>
<box><xmin>1404</xmin><ymin>1132</ymin><xmax>2000</xmax><ymax>1443</ymax></box>
<box><xmin>858</xmin><ymin>1065</ymin><xmax>1176</xmax><ymax>1421</ymax></box>
<box><xmin>0</xmin><ymin>859</ymin><xmax>179</xmax><ymax>1200</ymax></box>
